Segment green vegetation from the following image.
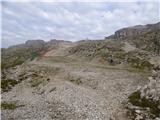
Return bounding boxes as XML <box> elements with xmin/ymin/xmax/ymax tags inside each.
<box><xmin>31</xmin><ymin>52</ymin><xmax>40</xmax><ymax>60</ymax></box>
<box><xmin>1</xmin><ymin>79</ymin><xmax>19</xmax><ymax>92</ymax></box>
<box><xmin>1</xmin><ymin>102</ymin><xmax>24</xmax><ymax>110</ymax></box>
<box><xmin>128</xmin><ymin>91</ymin><xmax>160</xmax><ymax>118</ymax></box>
<box><xmin>1</xmin><ymin>102</ymin><xmax>17</xmax><ymax>110</ymax></box>
<box><xmin>1</xmin><ymin>57</ymin><xmax>25</xmax><ymax>70</ymax></box>
<box><xmin>2</xmin><ymin>48</ymin><xmax>28</xmax><ymax>69</ymax></box>
<box><xmin>1</xmin><ymin>47</ymin><xmax>43</xmax><ymax>70</ymax></box>
<box><xmin>128</xmin><ymin>91</ymin><xmax>141</xmax><ymax>106</ymax></box>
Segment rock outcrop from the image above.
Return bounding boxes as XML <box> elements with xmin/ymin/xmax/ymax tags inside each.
<box><xmin>115</xmin><ymin>25</ymin><xmax>147</xmax><ymax>39</ymax></box>
<box><xmin>115</xmin><ymin>22</ymin><xmax>160</xmax><ymax>39</ymax></box>
<box><xmin>105</xmin><ymin>22</ymin><xmax>160</xmax><ymax>40</ymax></box>
<box><xmin>127</xmin><ymin>65</ymin><xmax>160</xmax><ymax>120</ymax></box>
<box><xmin>140</xmin><ymin>71</ymin><xmax>160</xmax><ymax>102</ymax></box>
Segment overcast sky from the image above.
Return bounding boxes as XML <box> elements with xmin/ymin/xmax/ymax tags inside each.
<box><xmin>1</xmin><ymin>0</ymin><xmax>160</xmax><ymax>48</ymax></box>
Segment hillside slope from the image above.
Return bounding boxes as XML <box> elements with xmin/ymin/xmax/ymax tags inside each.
<box><xmin>2</xmin><ymin>41</ymin><xmax>151</xmax><ymax>120</ymax></box>
<box><xmin>1</xmin><ymin>22</ymin><xmax>160</xmax><ymax>120</ymax></box>
<box><xmin>106</xmin><ymin>22</ymin><xmax>160</xmax><ymax>55</ymax></box>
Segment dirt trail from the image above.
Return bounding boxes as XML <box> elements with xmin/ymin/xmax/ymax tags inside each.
<box><xmin>43</xmin><ymin>42</ymin><xmax>74</xmax><ymax>57</ymax></box>
<box><xmin>2</xmin><ymin>43</ymin><xmax>149</xmax><ymax>120</ymax></box>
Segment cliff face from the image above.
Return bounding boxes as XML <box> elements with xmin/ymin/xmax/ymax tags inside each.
<box><xmin>113</xmin><ymin>22</ymin><xmax>160</xmax><ymax>39</ymax></box>
<box><xmin>104</xmin><ymin>22</ymin><xmax>160</xmax><ymax>55</ymax></box>
<box><xmin>115</xmin><ymin>26</ymin><xmax>145</xmax><ymax>39</ymax></box>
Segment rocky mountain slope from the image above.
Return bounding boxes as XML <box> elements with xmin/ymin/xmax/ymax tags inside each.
<box><xmin>115</xmin><ymin>22</ymin><xmax>160</xmax><ymax>39</ymax></box>
<box><xmin>106</xmin><ymin>22</ymin><xmax>160</xmax><ymax>55</ymax></box>
<box><xmin>1</xmin><ymin>39</ymin><xmax>71</xmax><ymax>70</ymax></box>
<box><xmin>1</xmin><ymin>22</ymin><xmax>160</xmax><ymax>120</ymax></box>
<box><xmin>106</xmin><ymin>22</ymin><xmax>160</xmax><ymax>39</ymax></box>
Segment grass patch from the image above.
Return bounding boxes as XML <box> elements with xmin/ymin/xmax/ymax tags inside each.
<box><xmin>30</xmin><ymin>52</ymin><xmax>39</xmax><ymax>60</ymax></box>
<box><xmin>1</xmin><ymin>79</ymin><xmax>19</xmax><ymax>92</ymax></box>
<box><xmin>1</xmin><ymin>102</ymin><xmax>17</xmax><ymax>110</ymax></box>
<box><xmin>1</xmin><ymin>102</ymin><xmax>25</xmax><ymax>110</ymax></box>
<box><xmin>128</xmin><ymin>91</ymin><xmax>160</xmax><ymax>118</ymax></box>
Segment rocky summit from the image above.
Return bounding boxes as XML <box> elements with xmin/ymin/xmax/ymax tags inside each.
<box><xmin>106</xmin><ymin>22</ymin><xmax>160</xmax><ymax>39</ymax></box>
<box><xmin>1</xmin><ymin>22</ymin><xmax>160</xmax><ymax>120</ymax></box>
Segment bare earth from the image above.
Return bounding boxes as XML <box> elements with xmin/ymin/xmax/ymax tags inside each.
<box><xmin>2</xmin><ymin>43</ymin><xmax>149</xmax><ymax>120</ymax></box>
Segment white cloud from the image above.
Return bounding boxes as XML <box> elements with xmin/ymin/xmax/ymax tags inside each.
<box><xmin>1</xmin><ymin>0</ymin><xmax>159</xmax><ymax>2</ymax></box>
<box><xmin>1</xmin><ymin>1</ymin><xmax>159</xmax><ymax>47</ymax></box>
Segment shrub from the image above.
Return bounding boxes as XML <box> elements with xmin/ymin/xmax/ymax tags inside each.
<box><xmin>128</xmin><ymin>91</ymin><xmax>141</xmax><ymax>106</ymax></box>
<box><xmin>128</xmin><ymin>91</ymin><xmax>160</xmax><ymax>118</ymax></box>
<box><xmin>1</xmin><ymin>102</ymin><xmax>17</xmax><ymax>110</ymax></box>
<box><xmin>31</xmin><ymin>52</ymin><xmax>39</xmax><ymax>60</ymax></box>
<box><xmin>1</xmin><ymin>102</ymin><xmax>24</xmax><ymax>110</ymax></box>
<box><xmin>1</xmin><ymin>79</ymin><xmax>19</xmax><ymax>92</ymax></box>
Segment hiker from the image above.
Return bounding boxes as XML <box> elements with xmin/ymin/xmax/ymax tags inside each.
<box><xmin>108</xmin><ymin>55</ymin><xmax>114</xmax><ymax>64</ymax></box>
<box><xmin>110</xmin><ymin>58</ymin><xmax>113</xmax><ymax>64</ymax></box>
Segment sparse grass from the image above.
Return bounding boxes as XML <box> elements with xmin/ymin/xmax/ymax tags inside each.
<box><xmin>27</xmin><ymin>71</ymin><xmax>52</xmax><ymax>88</ymax></box>
<box><xmin>66</xmin><ymin>74</ymin><xmax>82</xmax><ymax>85</ymax></box>
<box><xmin>1</xmin><ymin>102</ymin><xmax>25</xmax><ymax>110</ymax></box>
<box><xmin>128</xmin><ymin>91</ymin><xmax>160</xmax><ymax>118</ymax></box>
<box><xmin>1</xmin><ymin>58</ymin><xmax>25</xmax><ymax>69</ymax></box>
<box><xmin>1</xmin><ymin>47</ymin><xmax>43</xmax><ymax>70</ymax></box>
<box><xmin>127</xmin><ymin>57</ymin><xmax>153</xmax><ymax>70</ymax></box>
<box><xmin>71</xmin><ymin>78</ymin><xmax>82</xmax><ymax>85</ymax></box>
<box><xmin>69</xmin><ymin>40</ymin><xmax>124</xmax><ymax>58</ymax></box>
<box><xmin>1</xmin><ymin>79</ymin><xmax>19</xmax><ymax>92</ymax></box>
<box><xmin>30</xmin><ymin>79</ymin><xmax>43</xmax><ymax>87</ymax></box>
<box><xmin>68</xmin><ymin>40</ymin><xmax>154</xmax><ymax>71</ymax></box>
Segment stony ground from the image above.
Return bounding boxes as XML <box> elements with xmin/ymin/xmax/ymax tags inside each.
<box><xmin>1</xmin><ymin>43</ymin><xmax>150</xmax><ymax>120</ymax></box>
